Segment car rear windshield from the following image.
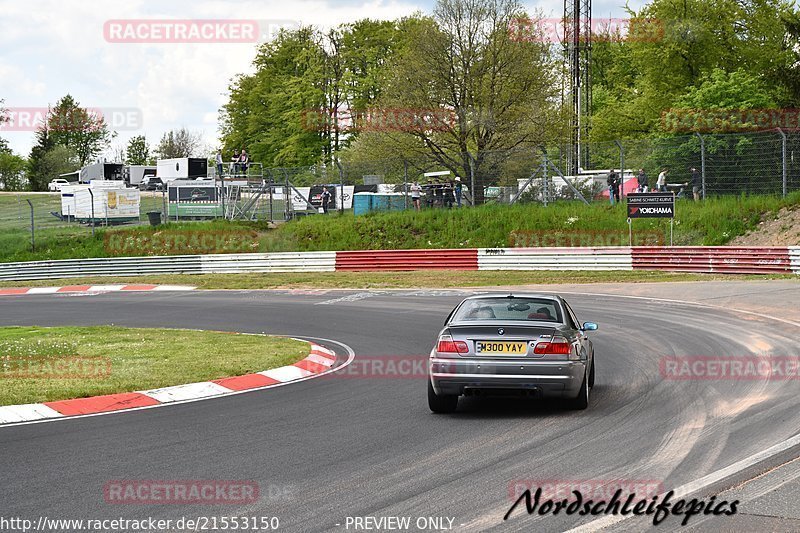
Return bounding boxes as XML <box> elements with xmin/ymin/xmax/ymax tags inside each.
<box><xmin>452</xmin><ymin>298</ymin><xmax>562</xmax><ymax>322</ymax></box>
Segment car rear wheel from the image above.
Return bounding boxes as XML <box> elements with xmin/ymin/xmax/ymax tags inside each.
<box><xmin>428</xmin><ymin>380</ymin><xmax>458</xmax><ymax>413</ymax></box>
<box><xmin>569</xmin><ymin>370</ymin><xmax>590</xmax><ymax>410</ymax></box>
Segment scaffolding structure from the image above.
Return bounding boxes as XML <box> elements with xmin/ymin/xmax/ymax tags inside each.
<box><xmin>564</xmin><ymin>0</ymin><xmax>592</xmax><ymax>175</ymax></box>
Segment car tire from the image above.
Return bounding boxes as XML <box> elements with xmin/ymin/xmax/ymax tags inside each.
<box><xmin>569</xmin><ymin>370</ymin><xmax>590</xmax><ymax>410</ymax></box>
<box><xmin>588</xmin><ymin>360</ymin><xmax>595</xmax><ymax>389</ymax></box>
<box><xmin>428</xmin><ymin>380</ymin><xmax>458</xmax><ymax>414</ymax></box>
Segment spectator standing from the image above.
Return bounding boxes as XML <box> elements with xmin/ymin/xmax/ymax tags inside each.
<box><xmin>425</xmin><ymin>179</ymin><xmax>435</xmax><ymax>208</ymax></box>
<box><xmin>607</xmin><ymin>169</ymin><xmax>619</xmax><ymax>205</ymax></box>
<box><xmin>410</xmin><ymin>181</ymin><xmax>422</xmax><ymax>211</ymax></box>
<box><xmin>238</xmin><ymin>149</ymin><xmax>249</xmax><ymax>176</ymax></box>
<box><xmin>637</xmin><ymin>168</ymin><xmax>648</xmax><ymax>192</ymax></box>
<box><xmin>657</xmin><ymin>168</ymin><xmax>668</xmax><ymax>192</ymax></box>
<box><xmin>444</xmin><ymin>181</ymin><xmax>455</xmax><ymax>208</ymax></box>
<box><xmin>215</xmin><ymin>149</ymin><xmax>224</xmax><ymax>178</ymax></box>
<box><xmin>321</xmin><ymin>186</ymin><xmax>331</xmax><ymax>213</ymax></box>
<box><xmin>231</xmin><ymin>151</ymin><xmax>239</xmax><ymax>175</ymax></box>
<box><xmin>691</xmin><ymin>167</ymin><xmax>702</xmax><ymax>201</ymax></box>
<box><xmin>455</xmin><ymin>177</ymin><xmax>463</xmax><ymax>207</ymax></box>
<box><xmin>434</xmin><ymin>180</ymin><xmax>444</xmax><ymax>207</ymax></box>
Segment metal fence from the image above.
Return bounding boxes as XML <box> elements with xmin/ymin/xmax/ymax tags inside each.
<box><xmin>3</xmin><ymin>129</ymin><xmax>799</xmax><ymax>251</ymax></box>
<box><xmin>258</xmin><ymin>130</ymin><xmax>800</xmax><ymax>204</ymax></box>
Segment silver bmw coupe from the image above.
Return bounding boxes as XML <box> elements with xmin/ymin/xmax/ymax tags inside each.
<box><xmin>428</xmin><ymin>294</ymin><xmax>598</xmax><ymax>413</ymax></box>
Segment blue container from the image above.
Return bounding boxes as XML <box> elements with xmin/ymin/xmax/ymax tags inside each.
<box><xmin>373</xmin><ymin>195</ymin><xmax>390</xmax><ymax>211</ymax></box>
<box><xmin>353</xmin><ymin>193</ymin><xmax>373</xmax><ymax>216</ymax></box>
<box><xmin>389</xmin><ymin>194</ymin><xmax>406</xmax><ymax>210</ymax></box>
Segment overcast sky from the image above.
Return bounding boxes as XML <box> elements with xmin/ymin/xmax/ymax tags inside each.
<box><xmin>0</xmin><ymin>0</ymin><xmax>646</xmax><ymax>159</ymax></box>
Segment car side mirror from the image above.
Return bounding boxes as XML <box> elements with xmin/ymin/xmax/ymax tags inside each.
<box><xmin>582</xmin><ymin>322</ymin><xmax>598</xmax><ymax>331</ymax></box>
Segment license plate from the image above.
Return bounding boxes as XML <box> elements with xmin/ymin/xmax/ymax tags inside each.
<box><xmin>476</xmin><ymin>341</ymin><xmax>527</xmax><ymax>355</ymax></box>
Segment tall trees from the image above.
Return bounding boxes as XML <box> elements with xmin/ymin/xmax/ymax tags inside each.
<box><xmin>356</xmin><ymin>0</ymin><xmax>558</xmax><ymax>202</ymax></box>
<box><xmin>47</xmin><ymin>95</ymin><xmax>110</xmax><ymax>166</ymax></box>
<box><xmin>154</xmin><ymin>128</ymin><xmax>204</xmax><ymax>159</ymax></box>
<box><xmin>219</xmin><ymin>21</ymin><xmax>408</xmax><ymax>168</ymax></box>
<box><xmin>220</xmin><ymin>27</ymin><xmax>327</xmax><ymax>167</ymax></box>
<box><xmin>125</xmin><ymin>135</ymin><xmax>151</xmax><ymax>165</ymax></box>
<box><xmin>26</xmin><ymin>95</ymin><xmax>111</xmax><ymax>189</ymax></box>
<box><xmin>590</xmin><ymin>0</ymin><xmax>798</xmax><ymax>140</ymax></box>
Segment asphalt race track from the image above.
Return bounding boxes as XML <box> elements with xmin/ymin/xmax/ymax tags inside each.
<box><xmin>2</xmin><ymin>288</ymin><xmax>800</xmax><ymax>532</ymax></box>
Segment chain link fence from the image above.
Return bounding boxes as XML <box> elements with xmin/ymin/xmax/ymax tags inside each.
<box><xmin>3</xmin><ymin>129</ymin><xmax>799</xmax><ymax>253</ymax></box>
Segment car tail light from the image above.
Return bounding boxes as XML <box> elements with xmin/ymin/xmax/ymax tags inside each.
<box><xmin>437</xmin><ymin>335</ymin><xmax>469</xmax><ymax>354</ymax></box>
<box><xmin>534</xmin><ymin>336</ymin><xmax>572</xmax><ymax>355</ymax></box>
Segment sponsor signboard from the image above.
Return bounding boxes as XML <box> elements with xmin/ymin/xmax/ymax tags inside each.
<box><xmin>627</xmin><ymin>192</ymin><xmax>675</xmax><ymax>218</ymax></box>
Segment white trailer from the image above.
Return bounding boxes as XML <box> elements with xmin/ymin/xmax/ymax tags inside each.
<box><xmin>60</xmin><ymin>181</ymin><xmax>140</xmax><ymax>223</ymax></box>
<box><xmin>157</xmin><ymin>158</ymin><xmax>208</xmax><ymax>180</ymax></box>
<box><xmin>125</xmin><ymin>165</ymin><xmax>157</xmax><ymax>186</ymax></box>
<box><xmin>79</xmin><ymin>162</ymin><xmax>124</xmax><ymax>183</ymax></box>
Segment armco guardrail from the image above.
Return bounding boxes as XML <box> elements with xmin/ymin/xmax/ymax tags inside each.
<box><xmin>632</xmin><ymin>247</ymin><xmax>794</xmax><ymax>274</ymax></box>
<box><xmin>478</xmin><ymin>247</ymin><xmax>632</xmax><ymax>271</ymax></box>
<box><xmin>201</xmin><ymin>252</ymin><xmax>335</xmax><ymax>274</ymax></box>
<box><xmin>336</xmin><ymin>249</ymin><xmax>478</xmax><ymax>271</ymax></box>
<box><xmin>0</xmin><ymin>255</ymin><xmax>204</xmax><ymax>281</ymax></box>
<box><xmin>0</xmin><ymin>247</ymin><xmax>797</xmax><ymax>281</ymax></box>
<box><xmin>0</xmin><ymin>252</ymin><xmax>335</xmax><ymax>281</ymax></box>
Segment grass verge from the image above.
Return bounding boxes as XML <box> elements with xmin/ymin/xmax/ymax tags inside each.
<box><xmin>0</xmin><ymin>326</ymin><xmax>310</xmax><ymax>406</ymax></box>
<box><xmin>2</xmin><ymin>192</ymin><xmax>799</xmax><ymax>263</ymax></box>
<box><xmin>0</xmin><ymin>270</ymin><xmax>796</xmax><ymax>290</ymax></box>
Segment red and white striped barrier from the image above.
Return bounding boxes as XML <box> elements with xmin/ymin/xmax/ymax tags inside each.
<box><xmin>0</xmin><ymin>343</ymin><xmax>336</xmax><ymax>425</ymax></box>
<box><xmin>631</xmin><ymin>247</ymin><xmax>794</xmax><ymax>274</ymax></box>
<box><xmin>0</xmin><ymin>284</ymin><xmax>195</xmax><ymax>296</ymax></box>
<box><xmin>336</xmin><ymin>249</ymin><xmax>478</xmax><ymax>271</ymax></box>
<box><xmin>0</xmin><ymin>247</ymin><xmax>798</xmax><ymax>283</ymax></box>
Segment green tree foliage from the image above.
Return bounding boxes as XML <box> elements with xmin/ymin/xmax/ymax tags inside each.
<box><xmin>352</xmin><ymin>0</ymin><xmax>558</xmax><ymax>203</ymax></box>
<box><xmin>47</xmin><ymin>94</ymin><xmax>111</xmax><ymax>166</ymax></box>
<box><xmin>591</xmin><ymin>0</ymin><xmax>797</xmax><ymax>140</ymax></box>
<box><xmin>220</xmin><ymin>21</ymin><xmax>410</xmax><ymax>169</ymax></box>
<box><xmin>0</xmin><ymin>152</ymin><xmax>27</xmax><ymax>190</ymax></box>
<box><xmin>125</xmin><ymin>135</ymin><xmax>151</xmax><ymax>165</ymax></box>
<box><xmin>154</xmin><ymin>128</ymin><xmax>204</xmax><ymax>159</ymax></box>
<box><xmin>220</xmin><ymin>27</ymin><xmax>327</xmax><ymax>168</ymax></box>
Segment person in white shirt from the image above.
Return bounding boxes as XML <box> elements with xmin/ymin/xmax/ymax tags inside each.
<box><xmin>657</xmin><ymin>168</ymin><xmax>668</xmax><ymax>192</ymax></box>
<box><xmin>410</xmin><ymin>181</ymin><xmax>422</xmax><ymax>211</ymax></box>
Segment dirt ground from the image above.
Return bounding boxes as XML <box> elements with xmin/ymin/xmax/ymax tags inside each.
<box><xmin>729</xmin><ymin>205</ymin><xmax>800</xmax><ymax>246</ymax></box>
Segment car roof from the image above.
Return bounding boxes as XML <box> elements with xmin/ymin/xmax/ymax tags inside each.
<box><xmin>461</xmin><ymin>293</ymin><xmax>563</xmax><ymax>303</ymax></box>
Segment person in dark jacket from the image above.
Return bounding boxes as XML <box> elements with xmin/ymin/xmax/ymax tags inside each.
<box><xmin>321</xmin><ymin>186</ymin><xmax>331</xmax><ymax>213</ymax></box>
<box><xmin>637</xmin><ymin>168</ymin><xmax>648</xmax><ymax>192</ymax></box>
<box><xmin>607</xmin><ymin>170</ymin><xmax>620</xmax><ymax>204</ymax></box>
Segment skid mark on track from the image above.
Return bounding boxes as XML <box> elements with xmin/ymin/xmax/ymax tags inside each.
<box><xmin>647</xmin><ymin>398</ymin><xmax>707</xmax><ymax>472</ymax></box>
<box><xmin>316</xmin><ymin>292</ymin><xmax>387</xmax><ymax>305</ymax></box>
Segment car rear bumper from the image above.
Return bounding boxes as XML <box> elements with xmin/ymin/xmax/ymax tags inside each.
<box><xmin>429</xmin><ymin>357</ymin><xmax>586</xmax><ymax>398</ymax></box>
